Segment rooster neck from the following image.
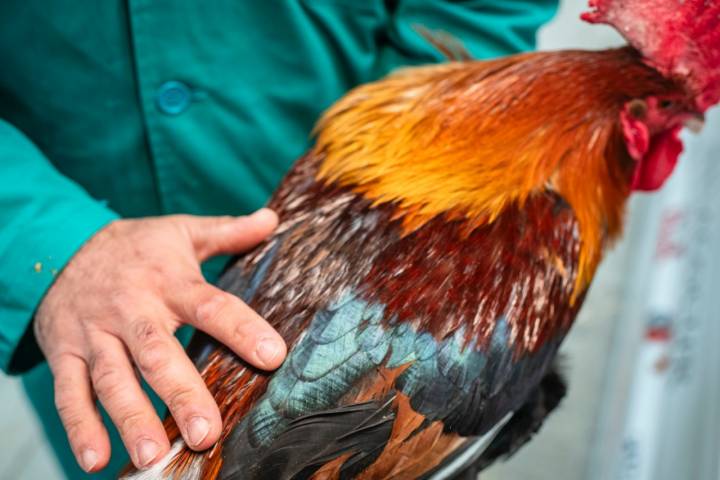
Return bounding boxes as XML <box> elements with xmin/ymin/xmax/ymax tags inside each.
<box><xmin>314</xmin><ymin>47</ymin><xmax>680</xmax><ymax>291</ymax></box>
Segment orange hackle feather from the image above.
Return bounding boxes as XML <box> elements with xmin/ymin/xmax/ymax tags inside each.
<box><xmin>314</xmin><ymin>47</ymin><xmax>678</xmax><ymax>293</ymax></box>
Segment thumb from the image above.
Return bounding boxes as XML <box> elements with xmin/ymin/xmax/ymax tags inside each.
<box><xmin>183</xmin><ymin>208</ymin><xmax>279</xmax><ymax>261</ymax></box>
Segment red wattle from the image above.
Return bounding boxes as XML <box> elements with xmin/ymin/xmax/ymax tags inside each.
<box><xmin>631</xmin><ymin>126</ymin><xmax>683</xmax><ymax>192</ymax></box>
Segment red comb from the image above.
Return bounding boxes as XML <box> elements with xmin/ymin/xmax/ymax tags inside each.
<box><xmin>582</xmin><ymin>0</ymin><xmax>720</xmax><ymax>111</ymax></box>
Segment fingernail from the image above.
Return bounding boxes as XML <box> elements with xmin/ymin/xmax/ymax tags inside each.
<box><xmin>256</xmin><ymin>338</ymin><xmax>282</xmax><ymax>366</ymax></box>
<box><xmin>80</xmin><ymin>449</ymin><xmax>98</xmax><ymax>472</ymax></box>
<box><xmin>186</xmin><ymin>416</ymin><xmax>210</xmax><ymax>447</ymax></box>
<box><xmin>136</xmin><ymin>438</ymin><xmax>159</xmax><ymax>468</ymax></box>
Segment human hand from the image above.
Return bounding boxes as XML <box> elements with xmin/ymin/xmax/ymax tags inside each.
<box><xmin>34</xmin><ymin>209</ymin><xmax>286</xmax><ymax>472</ymax></box>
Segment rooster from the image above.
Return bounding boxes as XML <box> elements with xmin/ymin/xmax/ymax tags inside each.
<box><xmin>122</xmin><ymin>0</ymin><xmax>719</xmax><ymax>478</ymax></box>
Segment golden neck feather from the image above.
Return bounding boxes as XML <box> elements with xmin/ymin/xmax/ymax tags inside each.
<box><xmin>312</xmin><ymin>49</ymin><xmax>674</xmax><ymax>293</ymax></box>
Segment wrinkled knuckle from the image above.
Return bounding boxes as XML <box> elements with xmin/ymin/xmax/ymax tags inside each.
<box><xmin>118</xmin><ymin>411</ymin><xmax>148</xmax><ymax>438</ymax></box>
<box><xmin>54</xmin><ymin>378</ymin><xmax>84</xmax><ymax>433</ymax></box>
<box><xmin>54</xmin><ymin>391</ymin><xmax>78</xmax><ymax>421</ymax></box>
<box><xmin>195</xmin><ymin>293</ymin><xmax>229</xmax><ymax>326</ymax></box>
<box><xmin>134</xmin><ymin>339</ymin><xmax>171</xmax><ymax>376</ymax></box>
<box><xmin>88</xmin><ymin>350</ymin><xmax>111</xmax><ymax>382</ymax></box>
<box><xmin>89</xmin><ymin>353</ymin><xmax>120</xmax><ymax>397</ymax></box>
<box><xmin>232</xmin><ymin>320</ymin><xmax>254</xmax><ymax>345</ymax></box>
<box><xmin>132</xmin><ymin>318</ymin><xmax>162</xmax><ymax>344</ymax></box>
<box><xmin>166</xmin><ymin>387</ymin><xmax>197</xmax><ymax>414</ymax></box>
<box><xmin>94</xmin><ymin>371</ymin><xmax>123</xmax><ymax>400</ymax></box>
<box><xmin>63</xmin><ymin>415</ymin><xmax>87</xmax><ymax>444</ymax></box>
<box><xmin>131</xmin><ymin>318</ymin><xmax>175</xmax><ymax>373</ymax></box>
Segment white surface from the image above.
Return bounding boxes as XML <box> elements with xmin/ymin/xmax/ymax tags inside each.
<box><xmin>0</xmin><ymin>376</ymin><xmax>61</xmax><ymax>479</ymax></box>
<box><xmin>601</xmin><ymin>107</ymin><xmax>720</xmax><ymax>480</ymax></box>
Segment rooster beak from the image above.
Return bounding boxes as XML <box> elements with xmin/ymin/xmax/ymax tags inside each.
<box><xmin>685</xmin><ymin>113</ymin><xmax>705</xmax><ymax>134</ymax></box>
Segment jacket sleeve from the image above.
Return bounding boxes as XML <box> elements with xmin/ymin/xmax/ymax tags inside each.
<box><xmin>377</xmin><ymin>0</ymin><xmax>558</xmax><ymax>72</ymax></box>
<box><xmin>0</xmin><ymin>120</ymin><xmax>119</xmax><ymax>374</ymax></box>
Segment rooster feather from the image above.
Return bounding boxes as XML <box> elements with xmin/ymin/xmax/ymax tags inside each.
<box><xmin>121</xmin><ymin>0</ymin><xmax>719</xmax><ymax>478</ymax></box>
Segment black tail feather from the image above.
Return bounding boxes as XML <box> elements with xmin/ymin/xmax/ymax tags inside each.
<box><xmin>221</xmin><ymin>396</ymin><xmax>396</xmax><ymax>480</ymax></box>
<box><xmin>421</xmin><ymin>361</ymin><xmax>568</xmax><ymax>480</ymax></box>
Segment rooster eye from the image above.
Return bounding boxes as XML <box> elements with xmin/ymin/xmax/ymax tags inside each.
<box><xmin>659</xmin><ymin>99</ymin><xmax>674</xmax><ymax>109</ymax></box>
<box><xmin>628</xmin><ymin>99</ymin><xmax>648</xmax><ymax>118</ymax></box>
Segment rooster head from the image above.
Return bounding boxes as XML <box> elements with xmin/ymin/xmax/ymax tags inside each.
<box><xmin>583</xmin><ymin>0</ymin><xmax>720</xmax><ymax>191</ymax></box>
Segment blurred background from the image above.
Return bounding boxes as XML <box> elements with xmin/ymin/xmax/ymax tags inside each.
<box><xmin>2</xmin><ymin>1</ymin><xmax>718</xmax><ymax>478</ymax></box>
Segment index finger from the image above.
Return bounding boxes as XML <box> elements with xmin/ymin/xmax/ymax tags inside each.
<box><xmin>169</xmin><ymin>283</ymin><xmax>286</xmax><ymax>370</ymax></box>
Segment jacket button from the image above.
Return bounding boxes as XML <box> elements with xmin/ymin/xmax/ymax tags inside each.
<box><xmin>156</xmin><ymin>81</ymin><xmax>192</xmax><ymax>115</ymax></box>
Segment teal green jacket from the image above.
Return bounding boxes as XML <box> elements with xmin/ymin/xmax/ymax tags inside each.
<box><xmin>0</xmin><ymin>1</ymin><xmax>556</xmax><ymax>478</ymax></box>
